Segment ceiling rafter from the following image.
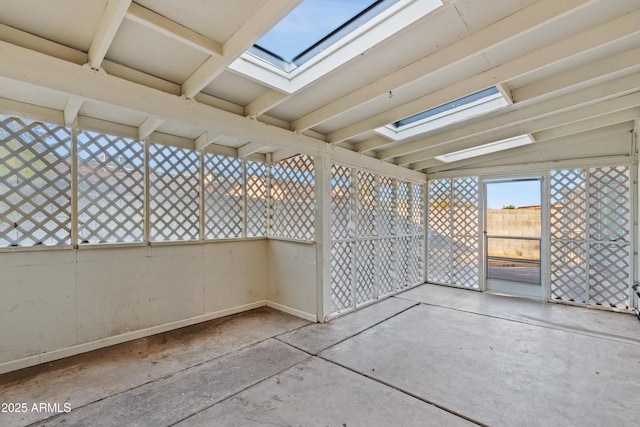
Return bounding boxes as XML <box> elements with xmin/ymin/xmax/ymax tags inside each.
<box><xmin>88</xmin><ymin>0</ymin><xmax>132</xmax><ymax>70</ymax></box>
<box><xmin>289</xmin><ymin>0</ymin><xmax>594</xmax><ymax>133</ymax></box>
<box><xmin>326</xmin><ymin>8</ymin><xmax>640</xmax><ymax>144</ymax></box>
<box><xmin>138</xmin><ymin>117</ymin><xmax>165</xmax><ymax>140</ymax></box>
<box><xmin>385</xmin><ymin>72</ymin><xmax>640</xmax><ymax>162</ymax></box>
<box><xmin>422</xmin><ymin>122</ymin><xmax>634</xmax><ymax>173</ymax></box>
<box><xmin>124</xmin><ymin>2</ymin><xmax>223</xmax><ymax>57</ymax></box>
<box><xmin>238</xmin><ymin>142</ymin><xmax>266</xmax><ymax>158</ymax></box>
<box><xmin>181</xmin><ymin>0</ymin><xmax>303</xmax><ymax>99</ymax></box>
<box><xmin>406</xmin><ymin>96</ymin><xmax>640</xmax><ymax>169</ymax></box>
<box><xmin>63</xmin><ymin>97</ymin><xmax>83</xmax><ymax>126</ymax></box>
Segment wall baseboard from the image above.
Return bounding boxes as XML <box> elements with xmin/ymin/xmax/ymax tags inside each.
<box><xmin>0</xmin><ymin>300</ymin><xmax>267</xmax><ymax>375</ymax></box>
<box><xmin>266</xmin><ymin>300</ymin><xmax>317</xmax><ymax>322</ymax></box>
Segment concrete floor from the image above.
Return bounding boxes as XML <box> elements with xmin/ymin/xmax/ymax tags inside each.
<box><xmin>1</xmin><ymin>285</ymin><xmax>639</xmax><ymax>426</ymax></box>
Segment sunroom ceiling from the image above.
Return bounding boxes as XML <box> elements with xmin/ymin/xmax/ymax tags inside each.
<box><xmin>0</xmin><ymin>0</ymin><xmax>638</xmax><ymax>174</ymax></box>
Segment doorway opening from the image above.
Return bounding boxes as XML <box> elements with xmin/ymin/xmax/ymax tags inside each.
<box><xmin>484</xmin><ymin>178</ymin><xmax>544</xmax><ymax>299</ymax></box>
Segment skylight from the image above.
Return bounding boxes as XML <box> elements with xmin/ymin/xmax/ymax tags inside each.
<box><xmin>375</xmin><ymin>86</ymin><xmax>509</xmax><ymax>141</ymax></box>
<box><xmin>434</xmin><ymin>134</ymin><xmax>534</xmax><ymax>163</ymax></box>
<box><xmin>250</xmin><ymin>0</ymin><xmax>401</xmax><ymax>72</ymax></box>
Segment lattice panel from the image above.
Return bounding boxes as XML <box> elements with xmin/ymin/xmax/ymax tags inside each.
<box><xmin>408</xmin><ymin>235</ymin><xmax>424</xmax><ymax>286</ymax></box>
<box><xmin>246</xmin><ymin>160</ymin><xmax>267</xmax><ymax>237</ymax></box>
<box><xmin>77</xmin><ymin>131</ymin><xmax>144</xmax><ymax>243</ymax></box>
<box><xmin>355</xmin><ymin>239</ymin><xmax>376</xmax><ymax>304</ymax></box>
<box><xmin>397</xmin><ymin>236</ymin><xmax>410</xmax><ymax>288</ymax></box>
<box><xmin>589</xmin><ymin>243</ymin><xmax>630</xmax><ymax>308</ymax></box>
<box><xmin>270</xmin><ymin>155</ymin><xmax>315</xmax><ymax>241</ymax></box>
<box><xmin>550</xmin><ymin>240</ymin><xmax>587</xmax><ymax>303</ymax></box>
<box><xmin>357</xmin><ymin>171</ymin><xmax>377</xmax><ymax>238</ymax></box>
<box><xmin>550</xmin><ymin>169</ymin><xmax>587</xmax><ymax>240</ymax></box>
<box><xmin>377</xmin><ymin>237</ymin><xmax>395</xmax><ymax>295</ymax></box>
<box><xmin>331</xmin><ymin>164</ymin><xmax>352</xmax><ymax>240</ymax></box>
<box><xmin>453</xmin><ymin>177</ymin><xmax>478</xmax><ymax>237</ymax></box>
<box><xmin>588</xmin><ymin>166</ymin><xmax>630</xmax><ymax>242</ymax></box>
<box><xmin>410</xmin><ymin>183</ymin><xmax>425</xmax><ymax>235</ymax></box>
<box><xmin>378</xmin><ymin>176</ymin><xmax>395</xmax><ymax>237</ymax></box>
<box><xmin>428</xmin><ymin>178</ymin><xmax>451</xmax><ymax>238</ymax></box>
<box><xmin>149</xmin><ymin>144</ymin><xmax>200</xmax><ymax>241</ymax></box>
<box><xmin>331</xmin><ymin>241</ymin><xmax>353</xmax><ymax>313</ymax></box>
<box><xmin>204</xmin><ymin>154</ymin><xmax>243</xmax><ymax>239</ymax></box>
<box><xmin>0</xmin><ymin>115</ymin><xmax>71</xmax><ymax>247</ymax></box>
<box><xmin>397</xmin><ymin>181</ymin><xmax>410</xmax><ymax>236</ymax></box>
<box><xmin>452</xmin><ymin>236</ymin><xmax>479</xmax><ymax>289</ymax></box>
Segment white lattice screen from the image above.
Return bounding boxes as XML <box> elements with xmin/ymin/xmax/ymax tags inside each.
<box><xmin>148</xmin><ymin>144</ymin><xmax>200</xmax><ymax>242</ymax></box>
<box><xmin>246</xmin><ymin>160</ymin><xmax>267</xmax><ymax>237</ymax></box>
<box><xmin>270</xmin><ymin>154</ymin><xmax>316</xmax><ymax>241</ymax></box>
<box><xmin>77</xmin><ymin>130</ymin><xmax>144</xmax><ymax>243</ymax></box>
<box><xmin>204</xmin><ymin>154</ymin><xmax>243</xmax><ymax>239</ymax></box>
<box><xmin>427</xmin><ymin>176</ymin><xmax>480</xmax><ymax>289</ymax></box>
<box><xmin>550</xmin><ymin>167</ymin><xmax>632</xmax><ymax>309</ymax></box>
<box><xmin>0</xmin><ymin>115</ymin><xmax>71</xmax><ymax>247</ymax></box>
<box><xmin>330</xmin><ymin>163</ymin><xmax>425</xmax><ymax>316</ymax></box>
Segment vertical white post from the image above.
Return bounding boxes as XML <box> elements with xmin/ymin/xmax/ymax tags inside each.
<box><xmin>242</xmin><ymin>159</ymin><xmax>248</xmax><ymax>238</ymax></box>
<box><xmin>199</xmin><ymin>151</ymin><xmax>206</xmax><ymax>240</ymax></box>
<box><xmin>266</xmin><ymin>153</ymin><xmax>272</xmax><ymax>238</ymax></box>
<box><xmin>315</xmin><ymin>153</ymin><xmax>332</xmax><ymax>322</ymax></box>
<box><xmin>351</xmin><ymin>168</ymin><xmax>358</xmax><ymax>308</ymax></box>
<box><xmin>633</xmin><ymin>122</ymin><xmax>639</xmax><ymax>312</ymax></box>
<box><xmin>143</xmin><ymin>139</ymin><xmax>151</xmax><ymax>246</ymax></box>
<box><xmin>70</xmin><ymin>122</ymin><xmax>79</xmax><ymax>248</ymax></box>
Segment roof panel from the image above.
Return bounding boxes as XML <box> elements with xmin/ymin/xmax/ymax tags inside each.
<box><xmin>106</xmin><ymin>19</ymin><xmax>209</xmax><ymax>84</ymax></box>
<box><xmin>134</xmin><ymin>0</ymin><xmax>269</xmax><ymax>44</ymax></box>
<box><xmin>0</xmin><ymin>0</ymin><xmax>107</xmax><ymax>51</ymax></box>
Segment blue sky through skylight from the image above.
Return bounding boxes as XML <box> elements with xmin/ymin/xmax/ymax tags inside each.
<box><xmin>256</xmin><ymin>0</ymin><xmax>375</xmax><ymax>61</ymax></box>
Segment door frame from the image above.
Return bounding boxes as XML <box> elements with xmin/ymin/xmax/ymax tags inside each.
<box><xmin>481</xmin><ymin>175</ymin><xmax>549</xmax><ymax>300</ymax></box>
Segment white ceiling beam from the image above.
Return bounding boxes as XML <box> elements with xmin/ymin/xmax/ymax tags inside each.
<box><xmin>421</xmin><ymin>122</ymin><xmax>634</xmax><ymax>173</ymax></box>
<box><xmin>270</xmin><ymin>149</ymin><xmax>298</xmax><ymax>164</ymax></box>
<box><xmin>125</xmin><ymin>3</ymin><xmax>223</xmax><ymax>57</ymax></box>
<box><xmin>0</xmin><ymin>40</ymin><xmax>427</xmax><ymax>181</ymax></box>
<box><xmin>195</xmin><ymin>132</ymin><xmax>223</xmax><ymax>151</ymax></box>
<box><xmin>181</xmin><ymin>0</ymin><xmax>303</xmax><ymax>99</ymax></box>
<box><xmin>383</xmin><ymin>72</ymin><xmax>640</xmax><ymax>161</ymax></box>
<box><xmin>511</xmin><ymin>45</ymin><xmax>640</xmax><ymax>103</ymax></box>
<box><xmin>138</xmin><ymin>117</ymin><xmax>165</xmax><ymax>140</ymax></box>
<box><xmin>245</xmin><ymin>90</ymin><xmax>289</xmax><ymax>118</ymax></box>
<box><xmin>63</xmin><ymin>97</ymin><xmax>83</xmax><ymax>126</ymax></box>
<box><xmin>403</xmin><ymin>97</ymin><xmax>640</xmax><ymax>167</ymax></box>
<box><xmin>88</xmin><ymin>0</ymin><xmax>132</xmax><ymax>70</ymax></box>
<box><xmin>327</xmin><ymin>9</ymin><xmax>640</xmax><ymax>144</ymax></box>
<box><xmin>354</xmin><ymin>136</ymin><xmax>395</xmax><ymax>153</ymax></box>
<box><xmin>238</xmin><ymin>141</ymin><xmax>265</xmax><ymax>158</ymax></box>
<box><xmin>290</xmin><ymin>0</ymin><xmax>594</xmax><ymax>132</ymax></box>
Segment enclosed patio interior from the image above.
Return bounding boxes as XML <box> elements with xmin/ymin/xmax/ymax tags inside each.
<box><xmin>1</xmin><ymin>0</ymin><xmax>640</xmax><ymax>425</ymax></box>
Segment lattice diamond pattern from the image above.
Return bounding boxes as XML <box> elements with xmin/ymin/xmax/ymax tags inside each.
<box><xmin>550</xmin><ymin>169</ymin><xmax>587</xmax><ymax>240</ymax></box>
<box><xmin>397</xmin><ymin>182</ymin><xmax>410</xmax><ymax>236</ymax></box>
<box><xmin>550</xmin><ymin>240</ymin><xmax>587</xmax><ymax>303</ymax></box>
<box><xmin>356</xmin><ymin>239</ymin><xmax>375</xmax><ymax>304</ymax></box>
<box><xmin>331</xmin><ymin>241</ymin><xmax>353</xmax><ymax>313</ymax></box>
<box><xmin>331</xmin><ymin>164</ymin><xmax>352</xmax><ymax>240</ymax></box>
<box><xmin>245</xmin><ymin>160</ymin><xmax>267</xmax><ymax>237</ymax></box>
<box><xmin>270</xmin><ymin>155</ymin><xmax>315</xmax><ymax>241</ymax></box>
<box><xmin>589</xmin><ymin>243</ymin><xmax>629</xmax><ymax>308</ymax></box>
<box><xmin>0</xmin><ymin>115</ymin><xmax>71</xmax><ymax>246</ymax></box>
<box><xmin>452</xmin><ymin>236</ymin><xmax>479</xmax><ymax>289</ymax></box>
<box><xmin>453</xmin><ymin>177</ymin><xmax>478</xmax><ymax>237</ymax></box>
<box><xmin>397</xmin><ymin>236</ymin><xmax>410</xmax><ymax>288</ymax></box>
<box><xmin>204</xmin><ymin>154</ymin><xmax>243</xmax><ymax>239</ymax></box>
<box><xmin>589</xmin><ymin>166</ymin><xmax>630</xmax><ymax>242</ymax></box>
<box><xmin>377</xmin><ymin>237</ymin><xmax>395</xmax><ymax>295</ymax></box>
<box><xmin>357</xmin><ymin>171</ymin><xmax>377</xmax><ymax>238</ymax></box>
<box><xmin>378</xmin><ymin>176</ymin><xmax>395</xmax><ymax>237</ymax></box>
<box><xmin>410</xmin><ymin>183</ymin><xmax>424</xmax><ymax>235</ymax></box>
<box><xmin>408</xmin><ymin>235</ymin><xmax>424</xmax><ymax>286</ymax></box>
<box><xmin>77</xmin><ymin>131</ymin><xmax>144</xmax><ymax>243</ymax></box>
<box><xmin>149</xmin><ymin>144</ymin><xmax>200</xmax><ymax>241</ymax></box>
<box><xmin>428</xmin><ymin>179</ymin><xmax>451</xmax><ymax>239</ymax></box>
